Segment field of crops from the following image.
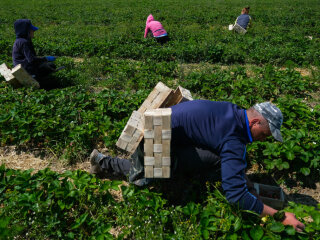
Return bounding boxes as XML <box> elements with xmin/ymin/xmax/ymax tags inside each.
<box><xmin>0</xmin><ymin>0</ymin><xmax>320</xmax><ymax>239</ymax></box>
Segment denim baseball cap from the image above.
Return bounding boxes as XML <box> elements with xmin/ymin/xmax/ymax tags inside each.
<box><xmin>253</xmin><ymin>102</ymin><xmax>283</xmax><ymax>142</ymax></box>
<box><xmin>30</xmin><ymin>23</ymin><xmax>39</xmax><ymax>31</ymax></box>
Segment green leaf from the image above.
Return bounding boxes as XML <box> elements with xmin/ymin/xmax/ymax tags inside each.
<box><xmin>227</xmin><ymin>233</ymin><xmax>238</xmax><ymax>240</ymax></box>
<box><xmin>57</xmin><ymin>200</ymin><xmax>65</xmax><ymax>210</ymax></box>
<box><xmin>250</xmin><ymin>225</ymin><xmax>264</xmax><ymax>240</ymax></box>
<box><xmin>300</xmin><ymin>168</ymin><xmax>310</xmax><ymax>176</ymax></box>
<box><xmin>269</xmin><ymin>222</ymin><xmax>285</xmax><ymax>232</ymax></box>
<box><xmin>202</xmin><ymin>229</ymin><xmax>209</xmax><ymax>239</ymax></box>
<box><xmin>71</xmin><ymin>213</ymin><xmax>88</xmax><ymax>229</ymax></box>
<box><xmin>286</xmin><ymin>151</ymin><xmax>295</xmax><ymax>160</ymax></box>
<box><xmin>234</xmin><ymin>217</ymin><xmax>242</xmax><ymax>232</ymax></box>
<box><xmin>285</xmin><ymin>226</ymin><xmax>296</xmax><ymax>235</ymax></box>
<box><xmin>241</xmin><ymin>231</ymin><xmax>251</xmax><ymax>240</ymax></box>
<box><xmin>311</xmin><ymin>211</ymin><xmax>320</xmax><ymax>225</ymax></box>
<box><xmin>282</xmin><ymin>161</ymin><xmax>290</xmax><ymax>169</ymax></box>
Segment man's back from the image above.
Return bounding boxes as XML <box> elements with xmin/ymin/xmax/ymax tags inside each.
<box><xmin>170</xmin><ymin>100</ymin><xmax>249</xmax><ymax>152</ymax></box>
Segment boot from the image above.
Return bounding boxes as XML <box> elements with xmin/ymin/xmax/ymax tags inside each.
<box><xmin>89</xmin><ymin>149</ymin><xmax>105</xmax><ymax>175</ymax></box>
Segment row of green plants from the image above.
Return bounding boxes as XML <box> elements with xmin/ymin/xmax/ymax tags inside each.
<box><xmin>0</xmin><ymin>0</ymin><xmax>319</xmax><ymax>66</ymax></box>
<box><xmin>0</xmin><ymin>63</ymin><xmax>319</xmax><ymax>177</ymax></box>
<box><xmin>1</xmin><ymin>165</ymin><xmax>319</xmax><ymax>239</ymax></box>
<box><xmin>0</xmin><ymin>83</ymin><xmax>147</xmax><ymax>163</ymax></box>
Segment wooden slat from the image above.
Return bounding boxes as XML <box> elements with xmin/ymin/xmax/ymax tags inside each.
<box><xmin>144</xmin><ymin>113</ymin><xmax>153</xmax><ymax>130</ymax></box>
<box><xmin>154</xmin><ymin>153</ymin><xmax>162</xmax><ymax>168</ymax></box>
<box><xmin>154</xmin><ymin>125</ymin><xmax>162</xmax><ymax>144</ymax></box>
<box><xmin>144</xmin><ymin>157</ymin><xmax>155</xmax><ymax>166</ymax></box>
<box><xmin>116</xmin><ymin>138</ymin><xmax>128</xmax><ymax>150</ymax></box>
<box><xmin>162</xmin><ymin>139</ymin><xmax>170</xmax><ymax>157</ymax></box>
<box><xmin>153</xmin><ymin>168</ymin><xmax>163</xmax><ymax>178</ymax></box>
<box><xmin>144</xmin><ymin>129</ymin><xmax>154</xmax><ymax>139</ymax></box>
<box><xmin>162</xmin><ymin>130</ymin><xmax>171</xmax><ymax>139</ymax></box>
<box><xmin>144</xmin><ymin>139</ymin><xmax>154</xmax><ymax>156</ymax></box>
<box><xmin>162</xmin><ymin>110</ymin><xmax>171</xmax><ymax>129</ymax></box>
<box><xmin>119</xmin><ymin>132</ymin><xmax>132</xmax><ymax>143</ymax></box>
<box><xmin>153</xmin><ymin>111</ymin><xmax>162</xmax><ymax>126</ymax></box>
<box><xmin>162</xmin><ymin>166</ymin><xmax>170</xmax><ymax>178</ymax></box>
<box><xmin>162</xmin><ymin>157</ymin><xmax>170</xmax><ymax>166</ymax></box>
<box><xmin>145</xmin><ymin>166</ymin><xmax>154</xmax><ymax>178</ymax></box>
<box><xmin>11</xmin><ymin>64</ymin><xmax>40</xmax><ymax>88</ymax></box>
<box><xmin>153</xmin><ymin>144</ymin><xmax>162</xmax><ymax>153</ymax></box>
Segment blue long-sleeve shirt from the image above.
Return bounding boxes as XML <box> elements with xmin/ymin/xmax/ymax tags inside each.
<box><xmin>236</xmin><ymin>14</ymin><xmax>251</xmax><ymax>29</ymax></box>
<box><xmin>170</xmin><ymin>100</ymin><xmax>263</xmax><ymax>214</ymax></box>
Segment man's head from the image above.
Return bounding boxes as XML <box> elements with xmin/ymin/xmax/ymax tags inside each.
<box><xmin>247</xmin><ymin>102</ymin><xmax>283</xmax><ymax>142</ymax></box>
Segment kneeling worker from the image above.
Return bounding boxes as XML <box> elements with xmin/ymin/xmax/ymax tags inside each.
<box><xmin>12</xmin><ymin>19</ymin><xmax>58</xmax><ymax>88</ymax></box>
<box><xmin>144</xmin><ymin>14</ymin><xmax>169</xmax><ymax>44</ymax></box>
<box><xmin>90</xmin><ymin>100</ymin><xmax>305</xmax><ymax>232</ymax></box>
<box><xmin>235</xmin><ymin>6</ymin><xmax>252</xmax><ymax>30</ymax></box>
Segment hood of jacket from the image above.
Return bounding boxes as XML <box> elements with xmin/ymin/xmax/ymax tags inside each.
<box><xmin>146</xmin><ymin>14</ymin><xmax>154</xmax><ymax>24</ymax></box>
<box><xmin>14</xmin><ymin>19</ymin><xmax>32</xmax><ymax>39</ymax></box>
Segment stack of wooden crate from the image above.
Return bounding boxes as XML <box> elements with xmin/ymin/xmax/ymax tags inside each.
<box><xmin>144</xmin><ymin>108</ymin><xmax>171</xmax><ymax>178</ymax></box>
<box><xmin>116</xmin><ymin>82</ymin><xmax>173</xmax><ymax>153</ymax></box>
<box><xmin>0</xmin><ymin>63</ymin><xmax>40</xmax><ymax>88</ymax></box>
<box><xmin>115</xmin><ymin>81</ymin><xmax>193</xmax><ymax>178</ymax></box>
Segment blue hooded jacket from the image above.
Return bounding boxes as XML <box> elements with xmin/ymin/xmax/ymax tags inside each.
<box><xmin>12</xmin><ymin>19</ymin><xmax>46</xmax><ymax>75</ymax></box>
<box><xmin>170</xmin><ymin>100</ymin><xmax>264</xmax><ymax>214</ymax></box>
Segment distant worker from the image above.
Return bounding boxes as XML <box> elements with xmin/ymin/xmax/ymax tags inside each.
<box><xmin>236</xmin><ymin>6</ymin><xmax>251</xmax><ymax>30</ymax></box>
<box><xmin>229</xmin><ymin>7</ymin><xmax>252</xmax><ymax>34</ymax></box>
<box><xmin>12</xmin><ymin>19</ymin><xmax>58</xmax><ymax>88</ymax></box>
<box><xmin>144</xmin><ymin>14</ymin><xmax>169</xmax><ymax>44</ymax></box>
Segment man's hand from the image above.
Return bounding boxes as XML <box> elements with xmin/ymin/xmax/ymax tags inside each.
<box><xmin>261</xmin><ymin>205</ymin><xmax>305</xmax><ymax>232</ymax></box>
<box><xmin>282</xmin><ymin>212</ymin><xmax>305</xmax><ymax>232</ymax></box>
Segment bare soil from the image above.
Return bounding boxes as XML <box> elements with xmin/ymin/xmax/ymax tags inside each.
<box><xmin>179</xmin><ymin>63</ymin><xmax>317</xmax><ymax>78</ymax></box>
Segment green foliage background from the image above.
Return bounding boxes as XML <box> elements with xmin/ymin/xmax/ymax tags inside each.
<box><xmin>0</xmin><ymin>0</ymin><xmax>319</xmax><ymax>238</ymax></box>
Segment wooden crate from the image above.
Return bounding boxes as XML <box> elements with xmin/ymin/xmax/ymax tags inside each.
<box><xmin>144</xmin><ymin>108</ymin><xmax>171</xmax><ymax>178</ymax></box>
<box><xmin>253</xmin><ymin>183</ymin><xmax>285</xmax><ymax>210</ymax></box>
<box><xmin>116</xmin><ymin>82</ymin><xmax>193</xmax><ymax>154</ymax></box>
<box><xmin>163</xmin><ymin>86</ymin><xmax>193</xmax><ymax>107</ymax></box>
<box><xmin>116</xmin><ymin>111</ymin><xmax>144</xmax><ymax>153</ymax></box>
<box><xmin>0</xmin><ymin>63</ymin><xmax>21</xmax><ymax>88</ymax></box>
<box><xmin>0</xmin><ymin>63</ymin><xmax>40</xmax><ymax>88</ymax></box>
<box><xmin>11</xmin><ymin>64</ymin><xmax>40</xmax><ymax>88</ymax></box>
<box><xmin>137</xmin><ymin>82</ymin><xmax>173</xmax><ymax>114</ymax></box>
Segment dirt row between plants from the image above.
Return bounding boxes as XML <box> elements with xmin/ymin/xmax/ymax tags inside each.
<box><xmin>179</xmin><ymin>63</ymin><xmax>318</xmax><ymax>78</ymax></box>
<box><xmin>1</xmin><ymin>146</ymin><xmax>319</xmax><ymax>209</ymax></box>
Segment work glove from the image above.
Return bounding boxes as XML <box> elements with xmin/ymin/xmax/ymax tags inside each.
<box><xmin>45</xmin><ymin>56</ymin><xmax>56</xmax><ymax>62</ymax></box>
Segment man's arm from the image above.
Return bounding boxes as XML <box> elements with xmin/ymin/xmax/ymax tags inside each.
<box><xmin>261</xmin><ymin>204</ymin><xmax>305</xmax><ymax>232</ymax></box>
<box><xmin>220</xmin><ymin>140</ymin><xmax>305</xmax><ymax>232</ymax></box>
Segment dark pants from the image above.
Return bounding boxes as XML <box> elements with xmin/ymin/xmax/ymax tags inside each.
<box><xmin>35</xmin><ymin>62</ymin><xmax>56</xmax><ymax>79</ymax></box>
<box><xmin>98</xmin><ymin>144</ymin><xmax>221</xmax><ymax>185</ymax></box>
<box><xmin>98</xmin><ymin>144</ymin><xmax>259</xmax><ymax>198</ymax></box>
<box><xmin>148</xmin><ymin>31</ymin><xmax>169</xmax><ymax>44</ymax></box>
<box><xmin>35</xmin><ymin>62</ymin><xmax>57</xmax><ymax>89</ymax></box>
<box><xmin>155</xmin><ymin>35</ymin><xmax>169</xmax><ymax>44</ymax></box>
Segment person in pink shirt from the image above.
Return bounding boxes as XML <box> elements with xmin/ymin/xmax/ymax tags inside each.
<box><xmin>144</xmin><ymin>14</ymin><xmax>169</xmax><ymax>44</ymax></box>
